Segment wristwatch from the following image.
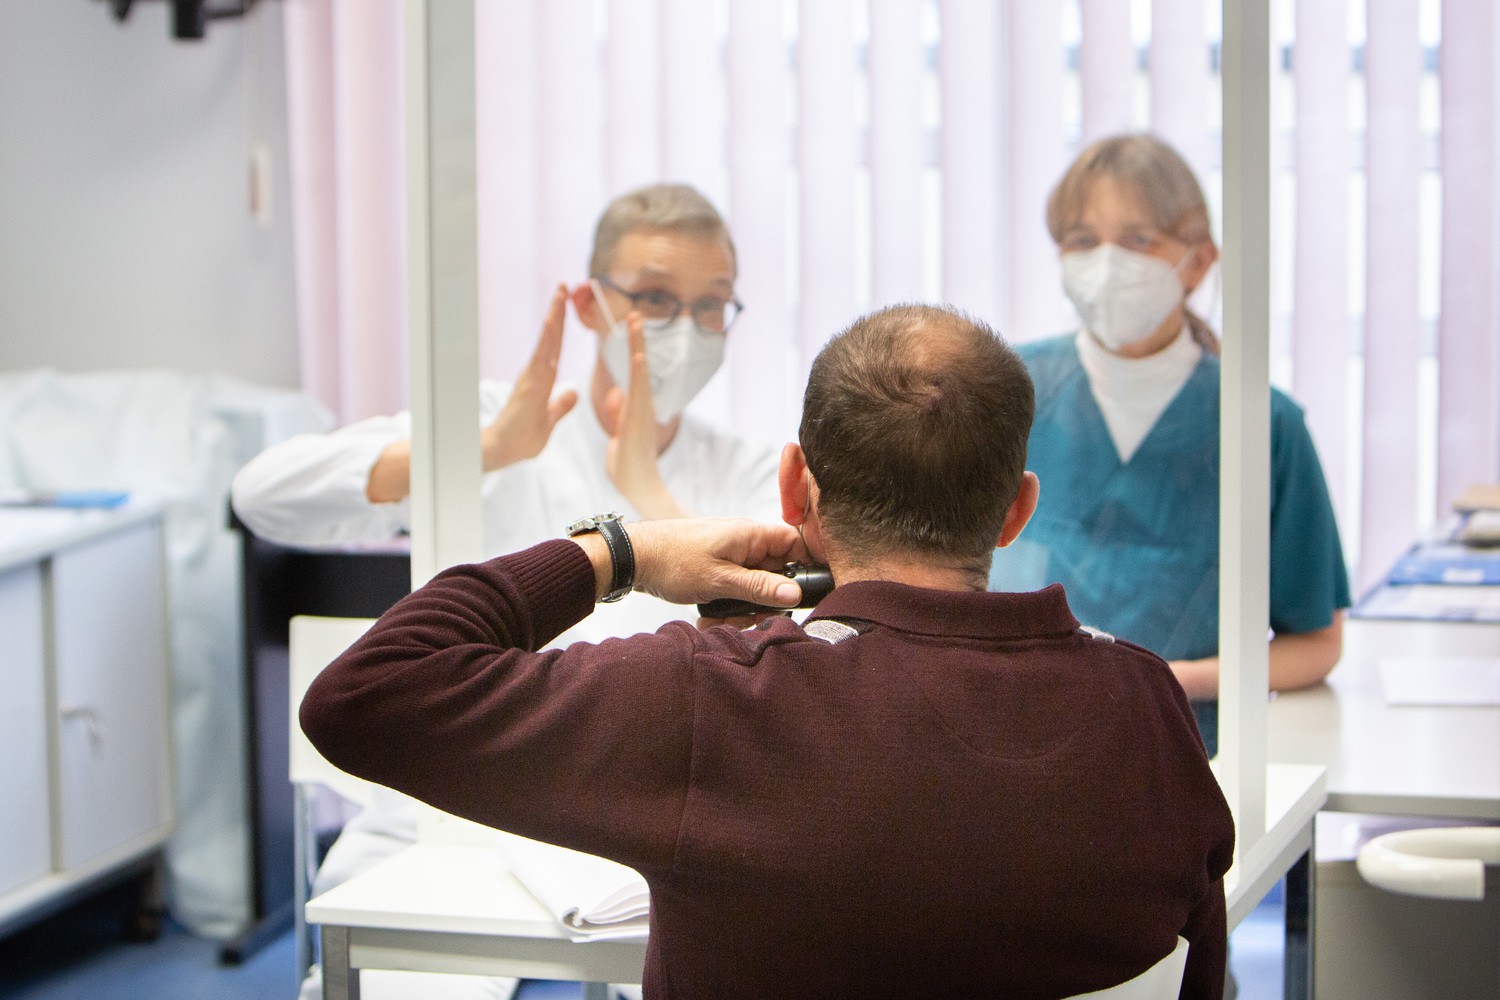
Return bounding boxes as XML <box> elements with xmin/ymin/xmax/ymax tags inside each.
<box><xmin>565</xmin><ymin>511</ymin><xmax>635</xmax><ymax>603</ymax></box>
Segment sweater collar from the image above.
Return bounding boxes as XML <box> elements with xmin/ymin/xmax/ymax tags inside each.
<box><xmin>806</xmin><ymin>580</ymin><xmax>1079</xmax><ymax>641</ymax></box>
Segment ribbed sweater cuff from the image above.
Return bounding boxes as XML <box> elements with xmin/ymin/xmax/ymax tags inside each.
<box><xmin>489</xmin><ymin>538</ymin><xmax>598</xmax><ymax>647</ymax></box>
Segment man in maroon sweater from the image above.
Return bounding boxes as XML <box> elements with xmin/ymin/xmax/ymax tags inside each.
<box><xmin>303</xmin><ymin>304</ymin><xmax>1234</xmax><ymax>999</ymax></box>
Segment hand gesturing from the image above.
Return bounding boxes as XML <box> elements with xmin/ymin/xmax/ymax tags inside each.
<box><xmin>481</xmin><ymin>285</ymin><xmax>579</xmax><ymax>472</ymax></box>
<box><xmin>601</xmin><ymin>312</ymin><xmax>687</xmax><ymax>520</ymax></box>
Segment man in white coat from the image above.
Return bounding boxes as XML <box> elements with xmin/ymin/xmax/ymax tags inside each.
<box><xmin>232</xmin><ymin>183</ymin><xmax>780</xmax><ymax>1000</ymax></box>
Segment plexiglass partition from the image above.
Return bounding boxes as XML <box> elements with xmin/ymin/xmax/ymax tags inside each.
<box><xmin>401</xmin><ymin>0</ymin><xmax>1311</xmax><ymax>882</ymax></box>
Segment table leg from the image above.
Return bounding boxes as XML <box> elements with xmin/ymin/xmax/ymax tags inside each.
<box><xmin>1283</xmin><ymin>851</ymin><xmax>1313</xmax><ymax>1000</ymax></box>
<box><xmin>582</xmin><ymin>983</ymin><xmax>611</xmax><ymax>1000</ymax></box>
<box><xmin>294</xmin><ymin>785</ymin><xmax>315</xmax><ymax>981</ymax></box>
<box><xmin>321</xmin><ymin>925</ymin><xmax>361</xmax><ymax>1000</ymax></box>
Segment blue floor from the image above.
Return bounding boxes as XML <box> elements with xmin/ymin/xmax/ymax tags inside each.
<box><xmin>0</xmin><ymin>881</ymin><xmax>1288</xmax><ymax>999</ymax></box>
<box><xmin>0</xmin><ymin>882</ymin><xmax>296</xmax><ymax>1000</ymax></box>
<box><xmin>1231</xmin><ymin>884</ymin><xmax>1288</xmax><ymax>1000</ymax></box>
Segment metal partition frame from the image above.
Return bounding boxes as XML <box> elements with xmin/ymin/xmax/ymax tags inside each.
<box><xmin>405</xmin><ymin>0</ymin><xmax>482</xmax><ymax>588</ymax></box>
<box><xmin>1220</xmin><ymin>0</ymin><xmax>1273</xmax><ymax>863</ymax></box>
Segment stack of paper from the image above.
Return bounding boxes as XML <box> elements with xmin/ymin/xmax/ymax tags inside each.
<box><xmin>1454</xmin><ymin>484</ymin><xmax>1500</xmax><ymax>545</ymax></box>
<box><xmin>1457</xmin><ymin>510</ymin><xmax>1500</xmax><ymax>546</ymax></box>
<box><xmin>494</xmin><ymin>831</ymin><xmax>650</xmax><ymax>941</ymax></box>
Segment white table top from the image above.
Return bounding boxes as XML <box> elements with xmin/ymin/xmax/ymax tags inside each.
<box><xmin>306</xmin><ymin>843</ymin><xmax>649</xmax><ymax>984</ymax></box>
<box><xmin>306</xmin><ymin>841</ymin><xmax>582</xmax><ymax>940</ymax></box>
<box><xmin>0</xmin><ymin>499</ymin><xmax>164</xmax><ymax>574</ymax></box>
<box><xmin>1267</xmin><ymin>617</ymin><xmax>1500</xmax><ymax>820</ymax></box>
<box><xmin>1221</xmin><ymin>762</ymin><xmax>1325</xmax><ymax>928</ymax></box>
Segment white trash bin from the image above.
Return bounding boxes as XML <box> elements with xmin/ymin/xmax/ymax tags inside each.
<box><xmin>1357</xmin><ymin>826</ymin><xmax>1500</xmax><ymax>901</ymax></box>
<box><xmin>1310</xmin><ymin>825</ymin><xmax>1500</xmax><ymax>999</ymax></box>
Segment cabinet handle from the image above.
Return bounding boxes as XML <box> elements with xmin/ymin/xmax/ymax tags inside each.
<box><xmin>59</xmin><ymin>703</ymin><xmax>104</xmax><ymax>751</ymax></box>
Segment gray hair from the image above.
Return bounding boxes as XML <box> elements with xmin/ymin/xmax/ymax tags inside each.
<box><xmin>588</xmin><ymin>183</ymin><xmax>737</xmax><ymax>277</ymax></box>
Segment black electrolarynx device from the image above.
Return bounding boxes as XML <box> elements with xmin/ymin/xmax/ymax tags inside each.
<box><xmin>696</xmin><ymin>563</ymin><xmax>835</xmax><ymax>619</ymax></box>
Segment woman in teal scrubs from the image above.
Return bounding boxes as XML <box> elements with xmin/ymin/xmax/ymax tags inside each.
<box><xmin>990</xmin><ymin>134</ymin><xmax>1350</xmax><ymax>754</ymax></box>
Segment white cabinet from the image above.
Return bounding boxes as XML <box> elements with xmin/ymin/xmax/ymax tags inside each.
<box><xmin>0</xmin><ymin>506</ymin><xmax>173</xmax><ymax>937</ymax></box>
<box><xmin>0</xmin><ymin>563</ymin><xmax>50</xmax><ymax>898</ymax></box>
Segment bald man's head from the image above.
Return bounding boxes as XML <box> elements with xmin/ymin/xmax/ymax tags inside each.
<box><xmin>799</xmin><ymin>304</ymin><xmax>1034</xmax><ymax>567</ymax></box>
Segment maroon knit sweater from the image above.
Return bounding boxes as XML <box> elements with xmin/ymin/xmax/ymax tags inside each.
<box><xmin>302</xmin><ymin>539</ymin><xmax>1233</xmax><ymax>1000</ymax></box>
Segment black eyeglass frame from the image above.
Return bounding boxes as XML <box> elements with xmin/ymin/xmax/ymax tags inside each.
<box><xmin>596</xmin><ymin>275</ymin><xmax>744</xmax><ymax>334</ymax></box>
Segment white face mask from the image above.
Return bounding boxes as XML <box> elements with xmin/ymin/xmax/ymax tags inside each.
<box><xmin>1060</xmin><ymin>243</ymin><xmax>1188</xmax><ymax>352</ymax></box>
<box><xmin>592</xmin><ymin>279</ymin><xmax>726</xmax><ymax>421</ymax></box>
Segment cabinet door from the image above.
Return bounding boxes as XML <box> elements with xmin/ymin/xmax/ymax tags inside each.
<box><xmin>0</xmin><ymin>563</ymin><xmax>51</xmax><ymax>895</ymax></box>
<box><xmin>52</xmin><ymin>522</ymin><xmax>171</xmax><ymax>870</ymax></box>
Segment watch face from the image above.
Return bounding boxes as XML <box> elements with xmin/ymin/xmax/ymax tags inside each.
<box><xmin>566</xmin><ymin>511</ymin><xmax>623</xmax><ymax>536</ymax></box>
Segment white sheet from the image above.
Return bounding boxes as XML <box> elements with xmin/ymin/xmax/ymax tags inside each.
<box><xmin>1379</xmin><ymin>655</ymin><xmax>1500</xmax><ymax>707</ymax></box>
<box><xmin>493</xmin><ymin>831</ymin><xmax>649</xmax><ymax>942</ymax></box>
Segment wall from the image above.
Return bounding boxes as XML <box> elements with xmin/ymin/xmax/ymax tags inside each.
<box><xmin>0</xmin><ymin>0</ymin><xmax>299</xmax><ymax>388</ymax></box>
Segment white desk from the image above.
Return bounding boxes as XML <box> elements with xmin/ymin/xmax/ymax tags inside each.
<box><xmin>1268</xmin><ymin>618</ymin><xmax>1500</xmax><ymax>820</ymax></box>
<box><xmin>1267</xmin><ymin>617</ymin><xmax>1500</xmax><ymax>1000</ymax></box>
<box><xmin>307</xmin><ymin>763</ymin><xmax>1324</xmax><ymax>1000</ymax></box>
<box><xmin>306</xmin><ymin>844</ymin><xmax>645</xmax><ymax>1000</ymax></box>
<box><xmin>1221</xmin><ymin>763</ymin><xmax>1326</xmax><ymax>928</ymax></box>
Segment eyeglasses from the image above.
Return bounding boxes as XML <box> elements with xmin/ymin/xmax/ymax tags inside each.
<box><xmin>597</xmin><ymin>276</ymin><xmax>744</xmax><ymax>334</ymax></box>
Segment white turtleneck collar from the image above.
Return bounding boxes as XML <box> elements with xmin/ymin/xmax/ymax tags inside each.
<box><xmin>1074</xmin><ymin>324</ymin><xmax>1203</xmax><ymax>464</ymax></box>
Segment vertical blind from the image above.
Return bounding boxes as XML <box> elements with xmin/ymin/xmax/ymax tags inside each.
<box><xmin>284</xmin><ymin>0</ymin><xmax>1499</xmax><ymax>591</ymax></box>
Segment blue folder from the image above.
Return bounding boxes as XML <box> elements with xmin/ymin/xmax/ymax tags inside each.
<box><xmin>1386</xmin><ymin>544</ymin><xmax>1500</xmax><ymax>586</ymax></box>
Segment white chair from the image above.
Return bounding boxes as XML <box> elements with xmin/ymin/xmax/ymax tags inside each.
<box><xmin>1341</xmin><ymin>826</ymin><xmax>1500</xmax><ymax>998</ymax></box>
<box><xmin>1068</xmin><ymin>936</ymin><xmax>1190</xmax><ymax>999</ymax></box>
<box><xmin>288</xmin><ymin>614</ymin><xmax>379</xmax><ymax>983</ymax></box>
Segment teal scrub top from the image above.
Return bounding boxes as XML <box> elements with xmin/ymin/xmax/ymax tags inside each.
<box><xmin>989</xmin><ymin>335</ymin><xmax>1351</xmax><ymax>753</ymax></box>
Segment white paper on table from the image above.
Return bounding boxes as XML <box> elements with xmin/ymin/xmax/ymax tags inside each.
<box><xmin>494</xmin><ymin>831</ymin><xmax>650</xmax><ymax>942</ymax></box>
<box><xmin>1378</xmin><ymin>655</ymin><xmax>1500</xmax><ymax>707</ymax></box>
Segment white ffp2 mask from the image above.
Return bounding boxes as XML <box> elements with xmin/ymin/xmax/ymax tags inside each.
<box><xmin>592</xmin><ymin>280</ymin><xmax>726</xmax><ymax>421</ymax></box>
<box><xmin>1061</xmin><ymin>244</ymin><xmax>1187</xmax><ymax>352</ymax></box>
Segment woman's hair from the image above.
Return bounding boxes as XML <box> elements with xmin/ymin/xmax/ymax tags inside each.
<box><xmin>1046</xmin><ymin>133</ymin><xmax>1220</xmax><ymax>354</ymax></box>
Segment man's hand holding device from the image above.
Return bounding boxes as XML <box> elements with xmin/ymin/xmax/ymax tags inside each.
<box><xmin>566</xmin><ymin>517</ymin><xmax>827</xmax><ymax>624</ymax></box>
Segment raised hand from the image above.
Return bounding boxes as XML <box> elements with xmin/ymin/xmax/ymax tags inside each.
<box><xmin>602</xmin><ymin>312</ymin><xmax>688</xmax><ymax>519</ymax></box>
<box><xmin>480</xmin><ymin>284</ymin><xmax>579</xmax><ymax>472</ymax></box>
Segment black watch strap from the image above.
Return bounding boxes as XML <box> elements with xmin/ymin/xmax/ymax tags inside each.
<box><xmin>566</xmin><ymin>512</ymin><xmax>635</xmax><ymax>602</ymax></box>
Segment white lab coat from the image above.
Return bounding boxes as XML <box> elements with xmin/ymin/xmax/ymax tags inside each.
<box><xmin>234</xmin><ymin>380</ymin><xmax>779</xmax><ymax>1000</ymax></box>
<box><xmin>232</xmin><ymin>379</ymin><xmax>783</xmax><ymax>649</ymax></box>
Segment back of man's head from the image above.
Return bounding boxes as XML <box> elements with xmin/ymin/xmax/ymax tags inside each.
<box><xmin>800</xmin><ymin>304</ymin><xmax>1034</xmax><ymax>568</ymax></box>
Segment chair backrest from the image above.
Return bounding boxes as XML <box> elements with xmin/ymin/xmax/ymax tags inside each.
<box><xmin>1067</xmin><ymin>937</ymin><xmax>1191</xmax><ymax>1000</ymax></box>
<box><xmin>288</xmin><ymin>614</ymin><xmax>379</xmax><ymax>806</ymax></box>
